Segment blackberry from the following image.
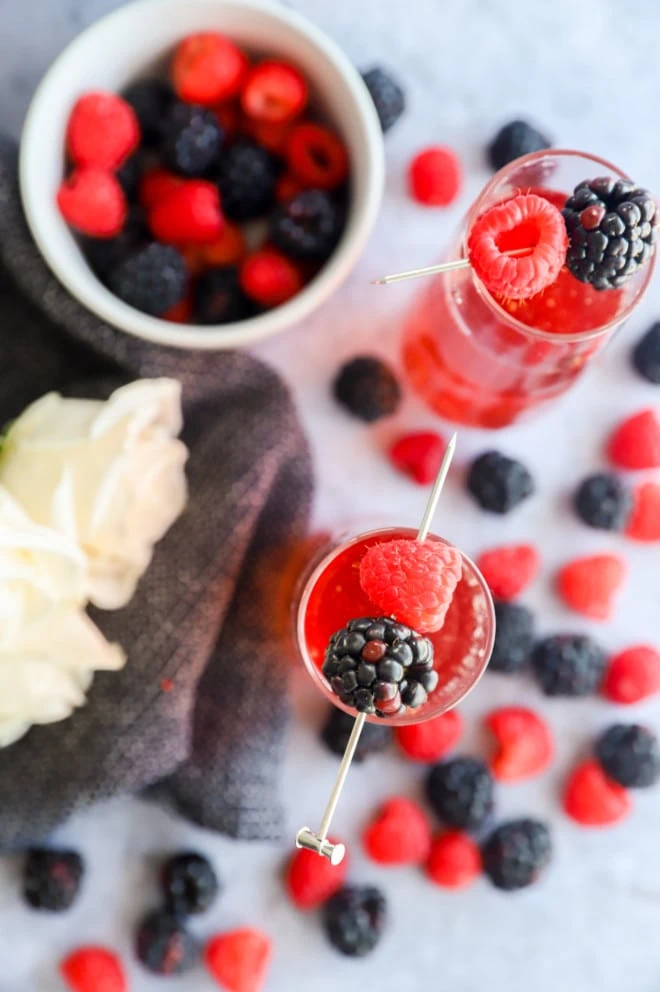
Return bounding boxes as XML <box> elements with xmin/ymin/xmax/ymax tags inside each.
<box><xmin>116</xmin><ymin>150</ymin><xmax>144</xmax><ymax>200</ymax></box>
<box><xmin>84</xmin><ymin>208</ymin><xmax>149</xmax><ymax>283</ymax></box>
<box><xmin>135</xmin><ymin>910</ymin><xmax>198</xmax><ymax>975</ymax></box>
<box><xmin>361</xmin><ymin>67</ymin><xmax>405</xmax><ymax>133</ymax></box>
<box><xmin>574</xmin><ymin>472</ymin><xmax>632</xmax><ymax>531</ymax></box>
<box><xmin>487</xmin><ymin>120</ymin><xmax>551</xmax><ymax>171</ymax></box>
<box><xmin>323</xmin><ymin>886</ymin><xmax>387</xmax><ymax>957</ymax></box>
<box><xmin>193</xmin><ymin>266</ymin><xmax>255</xmax><ymax>324</ymax></box>
<box><xmin>466</xmin><ymin>451</ymin><xmax>534</xmax><ymax>514</ymax></box>
<box><xmin>632</xmin><ymin>320</ymin><xmax>660</xmax><ymax>384</ymax></box>
<box><xmin>108</xmin><ymin>242</ymin><xmax>186</xmax><ymax>317</ymax></box>
<box><xmin>322</xmin><ymin>617</ymin><xmax>436</xmax><ymax>717</ymax></box>
<box><xmin>23</xmin><ymin>849</ymin><xmax>84</xmax><ymax>912</ymax></box>
<box><xmin>321</xmin><ymin>707</ymin><xmax>391</xmax><ymax>762</ymax></box>
<box><xmin>482</xmin><ymin>818</ymin><xmax>552</xmax><ymax>890</ymax></box>
<box><xmin>562</xmin><ymin>177</ymin><xmax>657</xmax><ymax>290</ymax></box>
<box><xmin>161</xmin><ymin>852</ymin><xmax>220</xmax><ymax>916</ymax></box>
<box><xmin>489</xmin><ymin>601</ymin><xmax>534</xmax><ymax>674</ymax></box>
<box><xmin>216</xmin><ymin>140</ymin><xmax>277</xmax><ymax>221</ymax></box>
<box><xmin>531</xmin><ymin>634</ymin><xmax>606</xmax><ymax>696</ymax></box>
<box><xmin>595</xmin><ymin>724</ymin><xmax>660</xmax><ymax>788</ymax></box>
<box><xmin>161</xmin><ymin>103</ymin><xmax>223</xmax><ymax>177</ymax></box>
<box><xmin>333</xmin><ymin>357</ymin><xmax>401</xmax><ymax>422</ymax></box>
<box><xmin>123</xmin><ymin>80</ymin><xmax>175</xmax><ymax>147</ymax></box>
<box><xmin>425</xmin><ymin>757</ymin><xmax>494</xmax><ymax>831</ymax></box>
<box><xmin>271</xmin><ymin>189</ymin><xmax>342</xmax><ymax>260</ymax></box>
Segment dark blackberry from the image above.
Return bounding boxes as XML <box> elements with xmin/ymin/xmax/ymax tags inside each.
<box><xmin>425</xmin><ymin>757</ymin><xmax>494</xmax><ymax>831</ymax></box>
<box><xmin>322</xmin><ymin>616</ymin><xmax>435</xmax><ymax>717</ymax></box>
<box><xmin>466</xmin><ymin>451</ymin><xmax>534</xmax><ymax>514</ymax></box>
<box><xmin>216</xmin><ymin>140</ymin><xmax>277</xmax><ymax>221</ymax></box>
<box><xmin>161</xmin><ymin>852</ymin><xmax>220</xmax><ymax>916</ymax></box>
<box><xmin>193</xmin><ymin>266</ymin><xmax>255</xmax><ymax>324</ymax></box>
<box><xmin>161</xmin><ymin>102</ymin><xmax>223</xmax><ymax>177</ymax></box>
<box><xmin>116</xmin><ymin>150</ymin><xmax>144</xmax><ymax>200</ymax></box>
<box><xmin>487</xmin><ymin>120</ymin><xmax>552</xmax><ymax>171</ymax></box>
<box><xmin>595</xmin><ymin>724</ymin><xmax>660</xmax><ymax>788</ymax></box>
<box><xmin>632</xmin><ymin>320</ymin><xmax>660</xmax><ymax>384</ymax></box>
<box><xmin>107</xmin><ymin>242</ymin><xmax>186</xmax><ymax>317</ymax></box>
<box><xmin>23</xmin><ymin>849</ymin><xmax>84</xmax><ymax>912</ymax></box>
<box><xmin>574</xmin><ymin>472</ymin><xmax>632</xmax><ymax>531</ymax></box>
<box><xmin>323</xmin><ymin>886</ymin><xmax>387</xmax><ymax>957</ymax></box>
<box><xmin>489</xmin><ymin>601</ymin><xmax>534</xmax><ymax>674</ymax></box>
<box><xmin>321</xmin><ymin>707</ymin><xmax>391</xmax><ymax>762</ymax></box>
<box><xmin>135</xmin><ymin>909</ymin><xmax>198</xmax><ymax>975</ymax></box>
<box><xmin>271</xmin><ymin>189</ymin><xmax>342</xmax><ymax>260</ymax></box>
<box><xmin>361</xmin><ymin>67</ymin><xmax>405</xmax><ymax>133</ymax></box>
<box><xmin>562</xmin><ymin>177</ymin><xmax>657</xmax><ymax>290</ymax></box>
<box><xmin>482</xmin><ymin>818</ymin><xmax>552</xmax><ymax>890</ymax></box>
<box><xmin>333</xmin><ymin>357</ymin><xmax>401</xmax><ymax>422</ymax></box>
<box><xmin>123</xmin><ymin>80</ymin><xmax>175</xmax><ymax>147</ymax></box>
<box><xmin>531</xmin><ymin>634</ymin><xmax>606</xmax><ymax>696</ymax></box>
<box><xmin>83</xmin><ymin>208</ymin><xmax>149</xmax><ymax>283</ymax></box>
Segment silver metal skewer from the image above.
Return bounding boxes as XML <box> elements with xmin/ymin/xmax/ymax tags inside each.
<box><xmin>372</xmin><ymin>248</ymin><xmax>531</xmax><ymax>286</ymax></box>
<box><xmin>295</xmin><ymin>433</ymin><xmax>458</xmax><ymax>864</ymax></box>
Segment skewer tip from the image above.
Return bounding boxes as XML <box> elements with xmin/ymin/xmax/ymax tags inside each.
<box><xmin>370</xmin><ymin>278</ymin><xmax>387</xmax><ymax>285</ymax></box>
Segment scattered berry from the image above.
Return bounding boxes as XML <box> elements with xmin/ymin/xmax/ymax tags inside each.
<box><xmin>148</xmin><ymin>179</ymin><xmax>223</xmax><ymax>244</ymax></box>
<box><xmin>138</xmin><ymin>167</ymin><xmax>183</xmax><ymax>211</ymax></box>
<box><xmin>603</xmin><ymin>645</ymin><xmax>660</xmax><ymax>704</ymax></box>
<box><xmin>489</xmin><ymin>602</ymin><xmax>535</xmax><ymax>674</ymax></box>
<box><xmin>595</xmin><ymin>724</ymin><xmax>660</xmax><ymax>788</ymax></box>
<box><xmin>625</xmin><ymin>480</ymin><xmax>660</xmax><ymax>541</ymax></box>
<box><xmin>466</xmin><ymin>450</ymin><xmax>534</xmax><ymax>514</ymax></box>
<box><xmin>321</xmin><ymin>707</ymin><xmax>391</xmax><ymax>761</ymax></box>
<box><xmin>608</xmin><ymin>408</ymin><xmax>660</xmax><ymax>470</ymax></box>
<box><xmin>425</xmin><ymin>757</ymin><xmax>494</xmax><ymax>831</ymax></box>
<box><xmin>395</xmin><ymin>709</ymin><xmax>462</xmax><ymax>762</ymax></box>
<box><xmin>363</xmin><ymin>797</ymin><xmax>432</xmax><ymax>865</ymax></box>
<box><xmin>361</xmin><ymin>67</ymin><xmax>405</xmax><ymax>133</ymax></box>
<box><xmin>66</xmin><ymin>91</ymin><xmax>139</xmax><ymax>169</ymax></box>
<box><xmin>286</xmin><ymin>839</ymin><xmax>348</xmax><ymax>909</ymax></box>
<box><xmin>135</xmin><ymin>909</ymin><xmax>198</xmax><ymax>975</ymax></box>
<box><xmin>161</xmin><ymin>852</ymin><xmax>220</xmax><ymax>916</ymax></box>
<box><xmin>60</xmin><ymin>947</ymin><xmax>126</xmax><ymax>992</ymax></box>
<box><xmin>359</xmin><ymin>538</ymin><xmax>462</xmax><ymax>633</ymax></box>
<box><xmin>426</xmin><ymin>831</ymin><xmax>482</xmax><ymax>889</ymax></box>
<box><xmin>240</xmin><ymin>248</ymin><xmax>303</xmax><ymax>306</ymax></box>
<box><xmin>172</xmin><ymin>32</ymin><xmax>248</xmax><ymax>106</ymax></box>
<box><xmin>205</xmin><ymin>928</ymin><xmax>272</xmax><ymax>992</ymax></box>
<box><xmin>563</xmin><ymin>759</ymin><xmax>632</xmax><ymax>826</ymax></box>
<box><xmin>574</xmin><ymin>472</ymin><xmax>632</xmax><ymax>531</ymax></box>
<box><xmin>216</xmin><ymin>140</ymin><xmax>277</xmax><ymax>221</ymax></box>
<box><xmin>632</xmin><ymin>320</ymin><xmax>660</xmax><ymax>384</ymax></box>
<box><xmin>123</xmin><ymin>80</ymin><xmax>174</xmax><ymax>146</ymax></box>
<box><xmin>241</xmin><ymin>60</ymin><xmax>308</xmax><ymax>124</ymax></box>
<box><xmin>531</xmin><ymin>634</ymin><xmax>607</xmax><ymax>696</ymax></box>
<box><xmin>271</xmin><ymin>189</ymin><xmax>342</xmax><ymax>260</ymax></box>
<box><xmin>193</xmin><ymin>266</ymin><xmax>255</xmax><ymax>324</ymax></box>
<box><xmin>161</xmin><ymin>102</ymin><xmax>224</xmax><ymax>177</ymax></box>
<box><xmin>107</xmin><ymin>242</ymin><xmax>186</xmax><ymax>317</ymax></box>
<box><xmin>23</xmin><ymin>849</ymin><xmax>84</xmax><ymax>912</ymax></box>
<box><xmin>556</xmin><ymin>553</ymin><xmax>627</xmax><ymax>621</ymax></box>
<box><xmin>487</xmin><ymin>120</ymin><xmax>552</xmax><ymax>171</ymax></box>
<box><xmin>481</xmin><ymin>819</ymin><xmax>552</xmax><ymax>890</ymax></box>
<box><xmin>57</xmin><ymin>168</ymin><xmax>126</xmax><ymax>238</ymax></box>
<box><xmin>323</xmin><ymin>886</ymin><xmax>387</xmax><ymax>957</ymax></box>
<box><xmin>333</xmin><ymin>356</ymin><xmax>401</xmax><ymax>422</ymax></box>
<box><xmin>477</xmin><ymin>543</ymin><xmax>540</xmax><ymax>601</ymax></box>
<box><xmin>389</xmin><ymin>431</ymin><xmax>446</xmax><ymax>485</ymax></box>
<box><xmin>408</xmin><ymin>146</ymin><xmax>462</xmax><ymax>206</ymax></box>
<box><xmin>486</xmin><ymin>707</ymin><xmax>554</xmax><ymax>782</ymax></box>
<box><xmin>286</xmin><ymin>122</ymin><xmax>349</xmax><ymax>190</ymax></box>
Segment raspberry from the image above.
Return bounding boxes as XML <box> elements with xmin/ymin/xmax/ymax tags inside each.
<box><xmin>205</xmin><ymin>928</ymin><xmax>272</xmax><ymax>992</ymax></box>
<box><xmin>135</xmin><ymin>910</ymin><xmax>198</xmax><ymax>975</ymax></box>
<box><xmin>107</xmin><ymin>243</ymin><xmax>186</xmax><ymax>317</ymax></box>
<box><xmin>161</xmin><ymin>103</ymin><xmax>224</xmax><ymax>177</ymax></box>
<box><xmin>240</xmin><ymin>248</ymin><xmax>303</xmax><ymax>307</ymax></box>
<box><xmin>426</xmin><ymin>757</ymin><xmax>494</xmax><ymax>831</ymax></box>
<box><xmin>487</xmin><ymin>120</ymin><xmax>552</xmax><ymax>171</ymax></box>
<box><xmin>172</xmin><ymin>33</ymin><xmax>248</xmax><ymax>106</ymax></box>
<box><xmin>123</xmin><ymin>80</ymin><xmax>174</xmax><ymax>147</ymax></box>
<box><xmin>489</xmin><ymin>602</ymin><xmax>535</xmax><ymax>674</ymax></box>
<box><xmin>363</xmin><ymin>796</ymin><xmax>432</xmax><ymax>865</ymax></box>
<box><xmin>216</xmin><ymin>140</ymin><xmax>277</xmax><ymax>221</ymax></box>
<box><xmin>389</xmin><ymin>432</ymin><xmax>446</xmax><ymax>485</ymax></box>
<box><xmin>482</xmin><ymin>819</ymin><xmax>552</xmax><ymax>890</ymax></box>
<box><xmin>183</xmin><ymin>222</ymin><xmax>246</xmax><ymax>274</ymax></box>
<box><xmin>573</xmin><ymin>472</ymin><xmax>632</xmax><ymax>531</ymax></box>
<box><xmin>333</xmin><ymin>356</ymin><xmax>401</xmax><ymax>422</ymax></box>
<box><xmin>468</xmin><ymin>193</ymin><xmax>567</xmax><ymax>300</ymax></box>
<box><xmin>271</xmin><ymin>189</ymin><xmax>342</xmax><ymax>260</ymax></box>
<box><xmin>607</xmin><ymin>408</ymin><xmax>660</xmax><ymax>470</ymax></box>
<box><xmin>632</xmin><ymin>320</ymin><xmax>660</xmax><ymax>384</ymax></box>
<box><xmin>66</xmin><ymin>92</ymin><xmax>139</xmax><ymax>169</ymax></box>
<box><xmin>275</xmin><ymin>172</ymin><xmax>304</xmax><ymax>203</ymax></box>
<box><xmin>163</xmin><ymin>296</ymin><xmax>193</xmax><ymax>323</ymax></box>
<box><xmin>595</xmin><ymin>724</ymin><xmax>660</xmax><ymax>788</ymax></box>
<box><xmin>602</xmin><ymin>645</ymin><xmax>660</xmax><ymax>704</ymax></box>
<box><xmin>321</xmin><ymin>707</ymin><xmax>391</xmax><ymax>761</ymax></box>
<box><xmin>531</xmin><ymin>634</ymin><xmax>606</xmax><ymax>696</ymax></box>
<box><xmin>148</xmin><ymin>180</ymin><xmax>223</xmax><ymax>244</ymax></box>
<box><xmin>395</xmin><ymin>709</ymin><xmax>462</xmax><ymax>762</ymax></box>
<box><xmin>477</xmin><ymin>543</ymin><xmax>540</xmax><ymax>601</ymax></box>
<box><xmin>60</xmin><ymin>948</ymin><xmax>126</xmax><ymax>992</ymax></box>
<box><xmin>161</xmin><ymin>852</ymin><xmax>220</xmax><ymax>916</ymax></box>
<box><xmin>139</xmin><ymin>168</ymin><xmax>183</xmax><ymax>211</ymax></box>
<box><xmin>625</xmin><ymin>481</ymin><xmax>660</xmax><ymax>541</ymax></box>
<box><xmin>426</xmin><ymin>831</ymin><xmax>482</xmax><ymax>889</ymax></box>
<box><xmin>23</xmin><ymin>848</ymin><xmax>84</xmax><ymax>912</ymax></box>
<box><xmin>563</xmin><ymin>759</ymin><xmax>632</xmax><ymax>827</ymax></box>
<box><xmin>214</xmin><ymin>102</ymin><xmax>241</xmax><ymax>141</ymax></box>
<box><xmin>361</xmin><ymin>67</ymin><xmax>405</xmax><ymax>133</ymax></box>
<box><xmin>486</xmin><ymin>707</ymin><xmax>553</xmax><ymax>782</ymax></box>
<box><xmin>323</xmin><ymin>887</ymin><xmax>387</xmax><ymax>958</ymax></box>
<box><xmin>359</xmin><ymin>538</ymin><xmax>462</xmax><ymax>633</ymax></box>
<box><xmin>407</xmin><ymin>146</ymin><xmax>461</xmax><ymax>207</ymax></box>
<box><xmin>286</xmin><ymin>839</ymin><xmax>348</xmax><ymax>909</ymax></box>
<box><xmin>241</xmin><ymin>60</ymin><xmax>308</xmax><ymax>124</ymax></box>
<box><xmin>286</xmin><ymin>123</ymin><xmax>349</xmax><ymax>191</ymax></box>
<box><xmin>57</xmin><ymin>168</ymin><xmax>126</xmax><ymax>238</ymax></box>
<box><xmin>556</xmin><ymin>553</ymin><xmax>627</xmax><ymax>621</ymax></box>
<box><xmin>243</xmin><ymin>117</ymin><xmax>293</xmax><ymax>156</ymax></box>
<box><xmin>193</xmin><ymin>267</ymin><xmax>255</xmax><ymax>324</ymax></box>
<box><xmin>466</xmin><ymin>450</ymin><xmax>534</xmax><ymax>514</ymax></box>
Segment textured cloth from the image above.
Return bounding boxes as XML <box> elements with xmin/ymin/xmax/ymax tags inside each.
<box><xmin>0</xmin><ymin>139</ymin><xmax>313</xmax><ymax>849</ymax></box>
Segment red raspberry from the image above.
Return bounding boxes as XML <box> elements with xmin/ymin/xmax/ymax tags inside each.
<box><xmin>243</xmin><ymin>117</ymin><xmax>293</xmax><ymax>155</ymax></box>
<box><xmin>241</xmin><ymin>60</ymin><xmax>308</xmax><ymax>124</ymax></box>
<box><xmin>468</xmin><ymin>193</ymin><xmax>567</xmax><ymax>301</ymax></box>
<box><xmin>163</xmin><ymin>296</ymin><xmax>193</xmax><ymax>324</ymax></box>
<box><xmin>359</xmin><ymin>538</ymin><xmax>463</xmax><ymax>633</ymax></box>
<box><xmin>183</xmin><ymin>222</ymin><xmax>246</xmax><ymax>275</ymax></box>
<box><xmin>395</xmin><ymin>709</ymin><xmax>463</xmax><ymax>762</ymax></box>
<box><xmin>205</xmin><ymin>928</ymin><xmax>272</xmax><ymax>992</ymax></box>
<box><xmin>486</xmin><ymin>706</ymin><xmax>554</xmax><ymax>782</ymax></box>
<box><xmin>625</xmin><ymin>481</ymin><xmax>660</xmax><ymax>541</ymax></box>
<box><xmin>426</xmin><ymin>831</ymin><xmax>482</xmax><ymax>889</ymax></box>
<box><xmin>66</xmin><ymin>92</ymin><xmax>139</xmax><ymax>169</ymax></box>
<box><xmin>276</xmin><ymin>172</ymin><xmax>305</xmax><ymax>203</ymax></box>
<box><xmin>476</xmin><ymin>543</ymin><xmax>540</xmax><ymax>601</ymax></box>
<box><xmin>556</xmin><ymin>553</ymin><xmax>627</xmax><ymax>621</ymax></box>
<box><xmin>602</xmin><ymin>645</ymin><xmax>660</xmax><ymax>704</ymax></box>
<box><xmin>563</xmin><ymin>759</ymin><xmax>632</xmax><ymax>827</ymax></box>
<box><xmin>148</xmin><ymin>180</ymin><xmax>223</xmax><ymax>245</ymax></box>
<box><xmin>172</xmin><ymin>33</ymin><xmax>249</xmax><ymax>106</ymax></box>
<box><xmin>138</xmin><ymin>168</ymin><xmax>183</xmax><ymax>211</ymax></box>
<box><xmin>240</xmin><ymin>249</ymin><xmax>303</xmax><ymax>307</ymax></box>
<box><xmin>363</xmin><ymin>797</ymin><xmax>432</xmax><ymax>865</ymax></box>
<box><xmin>389</xmin><ymin>432</ymin><xmax>446</xmax><ymax>485</ymax></box>
<box><xmin>408</xmin><ymin>146</ymin><xmax>462</xmax><ymax>206</ymax></box>
<box><xmin>214</xmin><ymin>102</ymin><xmax>241</xmax><ymax>141</ymax></box>
<box><xmin>285</xmin><ymin>838</ymin><xmax>348</xmax><ymax>909</ymax></box>
<box><xmin>60</xmin><ymin>947</ymin><xmax>126</xmax><ymax>992</ymax></box>
<box><xmin>57</xmin><ymin>168</ymin><xmax>126</xmax><ymax>238</ymax></box>
<box><xmin>608</xmin><ymin>409</ymin><xmax>660</xmax><ymax>470</ymax></box>
<box><xmin>286</xmin><ymin>122</ymin><xmax>349</xmax><ymax>191</ymax></box>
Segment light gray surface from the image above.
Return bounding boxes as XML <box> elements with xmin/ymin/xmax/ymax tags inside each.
<box><xmin>1</xmin><ymin>1</ymin><xmax>660</xmax><ymax>989</ymax></box>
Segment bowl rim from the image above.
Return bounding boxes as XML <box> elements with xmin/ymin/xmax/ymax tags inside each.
<box><xmin>19</xmin><ymin>0</ymin><xmax>385</xmax><ymax>351</ymax></box>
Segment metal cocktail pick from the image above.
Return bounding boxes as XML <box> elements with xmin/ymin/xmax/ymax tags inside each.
<box><xmin>371</xmin><ymin>248</ymin><xmax>530</xmax><ymax>286</ymax></box>
<box><xmin>295</xmin><ymin>432</ymin><xmax>458</xmax><ymax>865</ymax></box>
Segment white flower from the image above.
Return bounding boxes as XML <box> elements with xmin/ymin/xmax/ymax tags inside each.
<box><xmin>0</xmin><ymin>379</ymin><xmax>189</xmax><ymax>609</ymax></box>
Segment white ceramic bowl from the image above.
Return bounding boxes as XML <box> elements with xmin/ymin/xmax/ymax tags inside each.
<box><xmin>19</xmin><ymin>0</ymin><xmax>385</xmax><ymax>350</ymax></box>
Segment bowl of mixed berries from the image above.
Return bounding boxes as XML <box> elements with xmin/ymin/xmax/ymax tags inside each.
<box><xmin>19</xmin><ymin>0</ymin><xmax>385</xmax><ymax>349</ymax></box>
